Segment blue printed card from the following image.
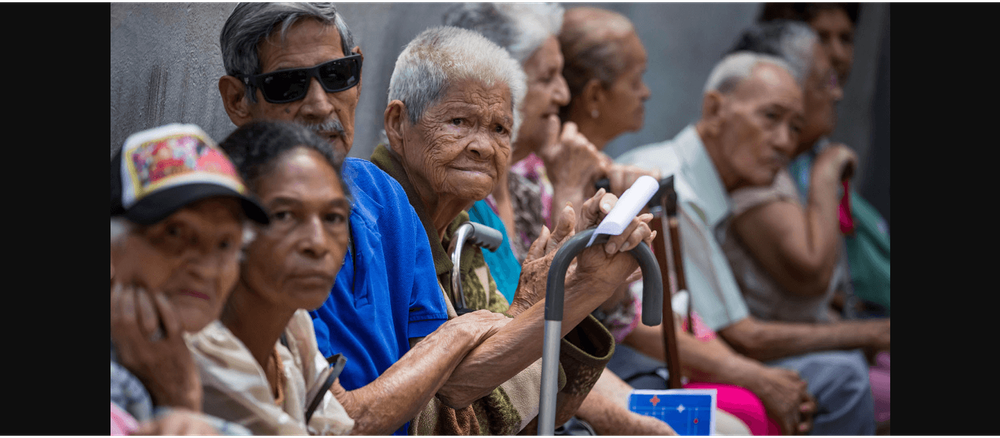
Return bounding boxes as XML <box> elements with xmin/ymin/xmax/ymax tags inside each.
<box><xmin>629</xmin><ymin>389</ymin><xmax>717</xmax><ymax>435</ymax></box>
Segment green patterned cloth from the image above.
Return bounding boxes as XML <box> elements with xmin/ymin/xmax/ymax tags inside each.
<box><xmin>371</xmin><ymin>144</ymin><xmax>614</xmax><ymax>434</ymax></box>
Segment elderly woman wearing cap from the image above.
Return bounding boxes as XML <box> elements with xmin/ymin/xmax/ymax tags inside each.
<box><xmin>110</xmin><ymin>123</ymin><xmax>266</xmax><ymax>435</ymax></box>
<box><xmin>371</xmin><ymin>25</ymin><xmax>654</xmax><ymax>434</ymax></box>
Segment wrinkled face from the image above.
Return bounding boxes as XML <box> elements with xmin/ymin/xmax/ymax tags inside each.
<box><xmin>242</xmin><ymin>148</ymin><xmax>350</xmax><ymax>312</ymax></box>
<box><xmin>810</xmin><ymin>8</ymin><xmax>855</xmax><ymax>84</ymax></box>
<box><xmin>599</xmin><ymin>32</ymin><xmax>651</xmax><ymax>140</ymax></box>
<box><xmin>800</xmin><ymin>42</ymin><xmax>843</xmax><ymax>149</ymax></box>
<box><xmin>399</xmin><ymin>79</ymin><xmax>514</xmax><ymax>207</ymax></box>
<box><xmin>248</xmin><ymin>19</ymin><xmax>361</xmax><ymax>158</ymax></box>
<box><xmin>716</xmin><ymin>64</ymin><xmax>805</xmax><ymax>190</ymax></box>
<box><xmin>111</xmin><ymin>198</ymin><xmax>244</xmax><ymax>332</ymax></box>
<box><xmin>515</xmin><ymin>36</ymin><xmax>570</xmax><ymax>160</ymax></box>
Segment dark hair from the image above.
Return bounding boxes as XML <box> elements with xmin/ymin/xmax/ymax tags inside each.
<box><xmin>758</xmin><ymin>3</ymin><xmax>860</xmax><ymax>26</ymax></box>
<box><xmin>218</xmin><ymin>120</ymin><xmax>350</xmax><ymax>200</ymax></box>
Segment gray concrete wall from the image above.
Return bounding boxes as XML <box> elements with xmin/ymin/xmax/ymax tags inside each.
<box><xmin>110</xmin><ymin>2</ymin><xmax>889</xmax><ymax>222</ymax></box>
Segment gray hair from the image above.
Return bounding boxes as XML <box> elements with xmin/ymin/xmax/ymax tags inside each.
<box><xmin>726</xmin><ymin>20</ymin><xmax>818</xmax><ymax>84</ymax></box>
<box><xmin>703</xmin><ymin>51</ymin><xmax>796</xmax><ymax>95</ymax></box>
<box><xmin>387</xmin><ymin>26</ymin><xmax>527</xmax><ymax>142</ymax></box>
<box><xmin>443</xmin><ymin>3</ymin><xmax>564</xmax><ymax>65</ymax></box>
<box><xmin>220</xmin><ymin>2</ymin><xmax>356</xmax><ymax>103</ymax></box>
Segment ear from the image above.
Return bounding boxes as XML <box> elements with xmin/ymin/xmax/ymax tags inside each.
<box><xmin>219</xmin><ymin>75</ymin><xmax>254</xmax><ymax>127</ymax></box>
<box><xmin>581</xmin><ymin>78</ymin><xmax>604</xmax><ymax>115</ymax></box>
<box><xmin>383</xmin><ymin>100</ymin><xmax>408</xmax><ymax>157</ymax></box>
<box><xmin>699</xmin><ymin>91</ymin><xmax>725</xmax><ymax>138</ymax></box>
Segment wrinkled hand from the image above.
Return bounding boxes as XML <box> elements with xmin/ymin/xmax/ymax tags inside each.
<box><xmin>508</xmin><ymin>204</ymin><xmax>578</xmax><ymax>317</ymax></box>
<box><xmin>539</xmin><ymin>119</ymin><xmax>608</xmax><ymax>194</ymax></box>
<box><xmin>753</xmin><ymin>367</ymin><xmax>817</xmax><ymax>435</ymax></box>
<box><xmin>443</xmin><ymin>309</ymin><xmax>511</xmax><ymax>350</ymax></box>
<box><xmin>816</xmin><ymin>143</ymin><xmax>858</xmax><ymax>183</ymax></box>
<box><xmin>133</xmin><ymin>409</ymin><xmax>220</xmax><ymax>435</ymax></box>
<box><xmin>572</xmin><ymin>189</ymin><xmax>655</xmax><ymax>294</ymax></box>
<box><xmin>111</xmin><ymin>283</ymin><xmax>201</xmax><ymax>411</ymax></box>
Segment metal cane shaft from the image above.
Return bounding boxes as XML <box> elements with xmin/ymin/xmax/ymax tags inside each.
<box><xmin>538</xmin><ymin>229</ymin><xmax>662</xmax><ymax>435</ymax></box>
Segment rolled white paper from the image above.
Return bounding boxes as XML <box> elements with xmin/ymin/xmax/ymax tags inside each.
<box><xmin>586</xmin><ymin>175</ymin><xmax>660</xmax><ymax>247</ymax></box>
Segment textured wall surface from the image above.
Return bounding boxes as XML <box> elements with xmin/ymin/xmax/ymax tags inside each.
<box><xmin>110</xmin><ymin>2</ymin><xmax>889</xmax><ymax>222</ymax></box>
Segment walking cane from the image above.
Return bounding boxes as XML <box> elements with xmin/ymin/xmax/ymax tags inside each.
<box><xmin>595</xmin><ymin>176</ymin><xmax>688</xmax><ymax>389</ymax></box>
<box><xmin>447</xmin><ymin>222</ymin><xmax>504</xmax><ymax>315</ymax></box>
<box><xmin>538</xmin><ymin>177</ymin><xmax>664</xmax><ymax>435</ymax></box>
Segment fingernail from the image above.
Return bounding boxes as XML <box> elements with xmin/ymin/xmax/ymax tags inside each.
<box><xmin>606</xmin><ymin>242</ymin><xmax>616</xmax><ymax>255</ymax></box>
<box><xmin>601</xmin><ymin>203</ymin><xmax>611</xmax><ymax>213</ymax></box>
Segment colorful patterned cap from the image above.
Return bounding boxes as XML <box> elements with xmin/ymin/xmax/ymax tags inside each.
<box><xmin>111</xmin><ymin>123</ymin><xmax>269</xmax><ymax>225</ymax></box>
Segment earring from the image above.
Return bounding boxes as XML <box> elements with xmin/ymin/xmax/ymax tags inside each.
<box><xmin>591</xmin><ymin>109</ymin><xmax>599</xmax><ymax>119</ymax></box>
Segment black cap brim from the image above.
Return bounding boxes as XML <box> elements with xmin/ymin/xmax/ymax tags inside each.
<box><xmin>122</xmin><ymin>183</ymin><xmax>270</xmax><ymax>226</ymax></box>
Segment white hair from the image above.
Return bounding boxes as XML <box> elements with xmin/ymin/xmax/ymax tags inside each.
<box><xmin>443</xmin><ymin>3</ymin><xmax>564</xmax><ymax>65</ymax></box>
<box><xmin>703</xmin><ymin>51</ymin><xmax>797</xmax><ymax>95</ymax></box>
<box><xmin>387</xmin><ymin>26</ymin><xmax>527</xmax><ymax>142</ymax></box>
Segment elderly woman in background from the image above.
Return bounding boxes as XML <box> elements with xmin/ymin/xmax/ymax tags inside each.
<box><xmin>373</xmin><ymin>25</ymin><xmax>655</xmax><ymax>434</ymax></box>
<box><xmin>110</xmin><ymin>124</ymin><xmax>266</xmax><ymax>435</ymax></box>
<box><xmin>444</xmin><ymin>3</ymin><xmax>620</xmax><ymax>263</ymax></box>
<box><xmin>188</xmin><ymin>120</ymin><xmax>507</xmax><ymax>435</ymax></box>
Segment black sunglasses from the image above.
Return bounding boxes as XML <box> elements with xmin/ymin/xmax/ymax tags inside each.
<box><xmin>240</xmin><ymin>54</ymin><xmax>362</xmax><ymax>104</ymax></box>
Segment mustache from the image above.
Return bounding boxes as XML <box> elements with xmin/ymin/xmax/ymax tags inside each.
<box><xmin>299</xmin><ymin>119</ymin><xmax>346</xmax><ymax>137</ymax></box>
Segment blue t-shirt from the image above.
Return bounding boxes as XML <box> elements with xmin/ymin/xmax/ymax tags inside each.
<box><xmin>310</xmin><ymin>158</ymin><xmax>449</xmax><ymax>435</ymax></box>
<box><xmin>467</xmin><ymin>200</ymin><xmax>521</xmax><ymax>304</ymax></box>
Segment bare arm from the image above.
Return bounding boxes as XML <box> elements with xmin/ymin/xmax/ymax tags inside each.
<box><xmin>330</xmin><ymin>310</ymin><xmax>508</xmax><ymax>435</ymax></box>
<box><xmin>624</xmin><ymin>321</ymin><xmax>762</xmax><ymax>387</ymax></box>
<box><xmin>730</xmin><ymin>145</ymin><xmax>857</xmax><ymax>297</ymax></box>
<box><xmin>718</xmin><ymin>316</ymin><xmax>890</xmax><ymax>363</ymax></box>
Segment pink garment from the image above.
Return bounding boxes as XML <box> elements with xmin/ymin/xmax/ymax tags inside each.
<box><xmin>870</xmin><ymin>352</ymin><xmax>890</xmax><ymax>423</ymax></box>
<box><xmin>509</xmin><ymin>153</ymin><xmax>553</xmax><ymax>227</ymax></box>
<box><xmin>679</xmin><ymin>310</ymin><xmax>718</xmax><ymax>342</ymax></box>
<box><xmin>683</xmin><ymin>382</ymin><xmax>782</xmax><ymax>436</ymax></box>
<box><xmin>111</xmin><ymin>402</ymin><xmax>138</xmax><ymax>436</ymax></box>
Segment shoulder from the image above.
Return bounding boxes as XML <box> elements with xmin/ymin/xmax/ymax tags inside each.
<box><xmin>343</xmin><ymin>158</ymin><xmax>407</xmax><ymax>198</ymax></box>
<box><xmin>616</xmin><ymin>139</ymin><xmax>682</xmax><ymax>176</ymax></box>
<box><xmin>343</xmin><ymin>157</ymin><xmax>416</xmax><ymax>217</ymax></box>
<box><xmin>729</xmin><ymin>169</ymin><xmax>800</xmax><ymax>217</ymax></box>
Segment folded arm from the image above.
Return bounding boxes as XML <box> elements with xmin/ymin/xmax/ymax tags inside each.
<box><xmin>718</xmin><ymin>316</ymin><xmax>890</xmax><ymax>363</ymax></box>
<box><xmin>330</xmin><ymin>310</ymin><xmax>508</xmax><ymax>435</ymax></box>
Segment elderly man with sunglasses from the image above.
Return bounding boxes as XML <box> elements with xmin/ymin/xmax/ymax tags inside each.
<box><xmin>216</xmin><ymin>3</ymin><xmax>492</xmax><ymax>435</ymax></box>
